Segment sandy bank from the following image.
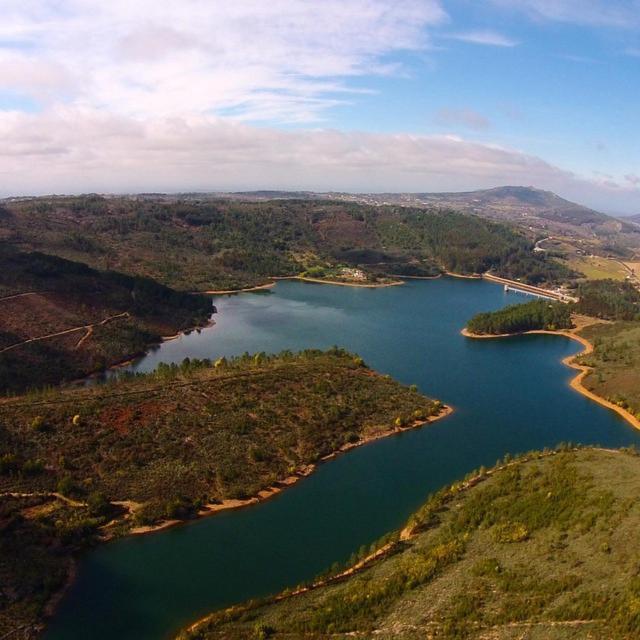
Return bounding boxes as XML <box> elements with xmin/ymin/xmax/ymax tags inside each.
<box><xmin>274</xmin><ymin>276</ymin><xmax>404</xmax><ymax>288</ymax></box>
<box><xmin>462</xmin><ymin>327</ymin><xmax>640</xmax><ymax>431</ymax></box>
<box><xmin>196</xmin><ymin>276</ymin><xmax>406</xmax><ymax>295</ymax></box>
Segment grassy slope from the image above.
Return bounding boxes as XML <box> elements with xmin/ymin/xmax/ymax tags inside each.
<box><xmin>562</xmin><ymin>255</ymin><xmax>628</xmax><ymax>281</ymax></box>
<box><xmin>0</xmin><ymin>248</ymin><xmax>213</xmax><ymax>392</ymax></box>
<box><xmin>578</xmin><ymin>322</ymin><xmax>640</xmax><ymax>419</ymax></box>
<box><xmin>182</xmin><ymin>448</ymin><xmax>640</xmax><ymax>640</ymax></box>
<box><xmin>2</xmin><ymin>196</ymin><xmax>572</xmax><ymax>291</ymax></box>
<box><xmin>0</xmin><ymin>350</ymin><xmax>443</xmax><ymax>638</ymax></box>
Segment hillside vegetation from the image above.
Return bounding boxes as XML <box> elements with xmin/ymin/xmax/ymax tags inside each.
<box><xmin>1</xmin><ymin>196</ymin><xmax>573</xmax><ymax>290</ymax></box>
<box><xmin>0</xmin><ymin>349</ymin><xmax>442</xmax><ymax>525</ymax></box>
<box><xmin>0</xmin><ymin>349</ymin><xmax>444</xmax><ymax>637</ymax></box>
<box><xmin>0</xmin><ymin>247</ymin><xmax>213</xmax><ymax>392</ymax></box>
<box><xmin>181</xmin><ymin>448</ymin><xmax>640</xmax><ymax>640</ymax></box>
<box><xmin>578</xmin><ymin>322</ymin><xmax>640</xmax><ymax>420</ymax></box>
<box><xmin>321</xmin><ymin>186</ymin><xmax>640</xmax><ymax>258</ymax></box>
<box><xmin>575</xmin><ymin>279</ymin><xmax>640</xmax><ymax>321</ymax></box>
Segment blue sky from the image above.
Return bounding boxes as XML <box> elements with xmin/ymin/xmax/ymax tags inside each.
<box><xmin>0</xmin><ymin>0</ymin><xmax>638</xmax><ymax>214</ymax></box>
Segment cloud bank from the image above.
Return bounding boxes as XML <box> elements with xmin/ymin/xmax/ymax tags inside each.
<box><xmin>0</xmin><ymin>0</ymin><xmax>638</xmax><ymax>214</ymax></box>
<box><xmin>0</xmin><ymin>0</ymin><xmax>446</xmax><ymax>122</ymax></box>
<box><xmin>0</xmin><ymin>108</ymin><xmax>637</xmax><ymax>214</ymax></box>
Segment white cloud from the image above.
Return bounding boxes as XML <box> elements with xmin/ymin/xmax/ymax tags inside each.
<box><xmin>0</xmin><ymin>0</ymin><xmax>447</xmax><ymax>121</ymax></box>
<box><xmin>447</xmin><ymin>30</ymin><xmax>519</xmax><ymax>46</ymax></box>
<box><xmin>0</xmin><ymin>108</ymin><xmax>637</xmax><ymax>214</ymax></box>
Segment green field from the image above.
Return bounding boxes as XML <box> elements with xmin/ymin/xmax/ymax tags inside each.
<box><xmin>564</xmin><ymin>255</ymin><xmax>628</xmax><ymax>281</ymax></box>
<box><xmin>181</xmin><ymin>448</ymin><xmax>640</xmax><ymax>640</ymax></box>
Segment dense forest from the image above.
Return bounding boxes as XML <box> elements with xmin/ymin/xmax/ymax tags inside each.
<box><xmin>0</xmin><ymin>247</ymin><xmax>212</xmax><ymax>392</ymax></box>
<box><xmin>180</xmin><ymin>448</ymin><xmax>640</xmax><ymax>640</ymax></box>
<box><xmin>575</xmin><ymin>279</ymin><xmax>640</xmax><ymax>321</ymax></box>
<box><xmin>465</xmin><ymin>299</ymin><xmax>573</xmax><ymax>335</ymax></box>
<box><xmin>1</xmin><ymin>196</ymin><xmax>573</xmax><ymax>290</ymax></box>
<box><xmin>0</xmin><ymin>349</ymin><xmax>444</xmax><ymax>636</ymax></box>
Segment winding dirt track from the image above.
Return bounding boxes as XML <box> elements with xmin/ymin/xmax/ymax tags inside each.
<box><xmin>0</xmin><ymin>312</ymin><xmax>130</xmax><ymax>354</ymax></box>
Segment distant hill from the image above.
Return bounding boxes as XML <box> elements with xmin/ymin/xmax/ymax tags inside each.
<box><xmin>322</xmin><ymin>186</ymin><xmax>640</xmax><ymax>252</ymax></box>
<box><xmin>179</xmin><ymin>186</ymin><xmax>640</xmax><ymax>255</ymax></box>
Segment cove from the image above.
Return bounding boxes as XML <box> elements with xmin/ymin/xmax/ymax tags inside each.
<box><xmin>46</xmin><ymin>277</ymin><xmax>640</xmax><ymax>640</ymax></box>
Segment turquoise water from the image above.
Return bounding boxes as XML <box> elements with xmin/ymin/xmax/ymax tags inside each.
<box><xmin>46</xmin><ymin>278</ymin><xmax>640</xmax><ymax>640</ymax></box>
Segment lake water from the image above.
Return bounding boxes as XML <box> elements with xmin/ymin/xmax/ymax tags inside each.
<box><xmin>46</xmin><ymin>277</ymin><xmax>640</xmax><ymax>640</ymax></box>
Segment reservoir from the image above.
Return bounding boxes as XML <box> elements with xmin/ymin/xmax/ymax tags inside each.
<box><xmin>46</xmin><ymin>277</ymin><xmax>640</xmax><ymax>639</ymax></box>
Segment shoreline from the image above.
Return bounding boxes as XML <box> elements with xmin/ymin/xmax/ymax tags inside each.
<box><xmin>197</xmin><ymin>275</ymin><xmax>406</xmax><ymax>295</ymax></box>
<box><xmin>183</xmin><ymin>444</ymin><xmax>610</xmax><ymax>637</ymax></box>
<box><xmin>124</xmin><ymin>405</ymin><xmax>453</xmax><ymax>537</ymax></box>
<box><xmin>197</xmin><ymin>282</ymin><xmax>276</xmax><ymax>295</ymax></box>
<box><xmin>461</xmin><ymin>327</ymin><xmax>640</xmax><ymax>431</ymax></box>
<box><xmin>274</xmin><ymin>276</ymin><xmax>404</xmax><ymax>288</ymax></box>
<box><xmin>42</xmin><ymin>404</ymin><xmax>453</xmax><ymax>627</ymax></box>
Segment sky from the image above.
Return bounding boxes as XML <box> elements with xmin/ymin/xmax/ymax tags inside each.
<box><xmin>0</xmin><ymin>1</ymin><xmax>638</xmax><ymax>214</ymax></box>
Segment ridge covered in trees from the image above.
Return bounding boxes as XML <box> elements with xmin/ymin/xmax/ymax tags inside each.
<box><xmin>2</xmin><ymin>196</ymin><xmax>573</xmax><ymax>290</ymax></box>
<box><xmin>575</xmin><ymin>279</ymin><xmax>640</xmax><ymax>321</ymax></box>
<box><xmin>465</xmin><ymin>299</ymin><xmax>573</xmax><ymax>335</ymax></box>
<box><xmin>0</xmin><ymin>247</ymin><xmax>213</xmax><ymax>392</ymax></box>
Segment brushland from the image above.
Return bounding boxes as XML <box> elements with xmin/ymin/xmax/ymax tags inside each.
<box><xmin>578</xmin><ymin>322</ymin><xmax>640</xmax><ymax>421</ymax></box>
<box><xmin>0</xmin><ymin>247</ymin><xmax>213</xmax><ymax>392</ymax></box>
<box><xmin>1</xmin><ymin>196</ymin><xmax>574</xmax><ymax>291</ymax></box>
<box><xmin>0</xmin><ymin>349</ymin><xmax>446</xmax><ymax>637</ymax></box>
<box><xmin>179</xmin><ymin>447</ymin><xmax>640</xmax><ymax>640</ymax></box>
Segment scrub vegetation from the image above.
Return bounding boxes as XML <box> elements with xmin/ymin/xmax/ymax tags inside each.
<box><xmin>0</xmin><ymin>349</ymin><xmax>442</xmax><ymax>524</ymax></box>
<box><xmin>0</xmin><ymin>349</ymin><xmax>445</xmax><ymax>637</ymax></box>
<box><xmin>578</xmin><ymin>322</ymin><xmax>640</xmax><ymax>420</ymax></box>
<box><xmin>181</xmin><ymin>448</ymin><xmax>640</xmax><ymax>640</ymax></box>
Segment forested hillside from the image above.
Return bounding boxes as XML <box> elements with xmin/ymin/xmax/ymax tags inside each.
<box><xmin>575</xmin><ymin>279</ymin><xmax>640</xmax><ymax>320</ymax></box>
<box><xmin>0</xmin><ymin>247</ymin><xmax>212</xmax><ymax>392</ymax></box>
<box><xmin>1</xmin><ymin>196</ymin><xmax>572</xmax><ymax>290</ymax></box>
<box><xmin>466</xmin><ymin>300</ymin><xmax>573</xmax><ymax>335</ymax></box>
